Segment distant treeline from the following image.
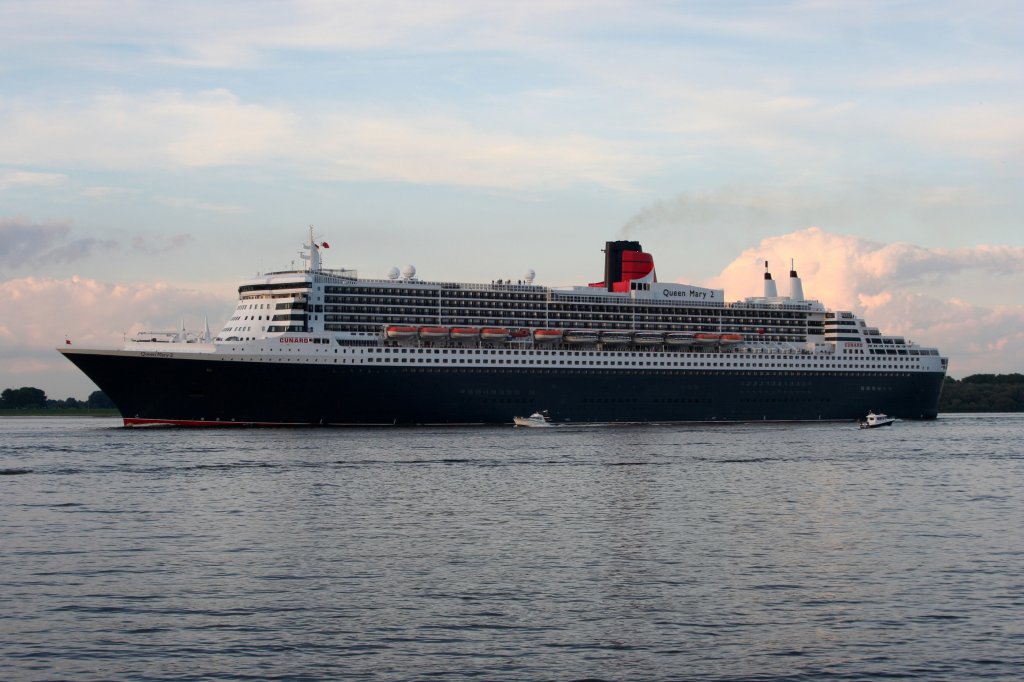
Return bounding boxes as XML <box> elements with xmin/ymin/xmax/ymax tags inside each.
<box><xmin>0</xmin><ymin>386</ymin><xmax>114</xmax><ymax>410</ymax></box>
<box><xmin>939</xmin><ymin>374</ymin><xmax>1024</xmax><ymax>412</ymax></box>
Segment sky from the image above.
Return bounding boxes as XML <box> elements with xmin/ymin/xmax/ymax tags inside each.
<box><xmin>1</xmin><ymin>0</ymin><xmax>1022</xmax><ymax>399</ymax></box>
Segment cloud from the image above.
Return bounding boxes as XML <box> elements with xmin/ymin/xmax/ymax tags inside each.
<box><xmin>702</xmin><ymin>227</ymin><xmax>1024</xmax><ymax>378</ymax></box>
<box><xmin>0</xmin><ymin>275</ymin><xmax>234</xmax><ymax>398</ymax></box>
<box><xmin>0</xmin><ymin>216</ymin><xmax>194</xmax><ymax>270</ymax></box>
<box><xmin>80</xmin><ymin>186</ymin><xmax>132</xmax><ymax>199</ymax></box>
<box><xmin>0</xmin><ymin>89</ymin><xmax>652</xmax><ymax>190</ymax></box>
<box><xmin>0</xmin><ymin>169</ymin><xmax>67</xmax><ymax>190</ymax></box>
<box><xmin>873</xmin><ymin>66</ymin><xmax>1018</xmax><ymax>89</ymax></box>
<box><xmin>0</xmin><ymin>216</ymin><xmax>117</xmax><ymax>269</ymax></box>
<box><xmin>156</xmin><ymin>196</ymin><xmax>247</xmax><ymax>214</ymax></box>
<box><xmin>129</xmin><ymin>233</ymin><xmax>194</xmax><ymax>255</ymax></box>
<box><xmin>0</xmin><ymin>89</ymin><xmax>295</xmax><ymax>169</ymax></box>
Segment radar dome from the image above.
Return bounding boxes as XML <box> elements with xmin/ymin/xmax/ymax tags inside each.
<box><xmin>387</xmin><ymin>266</ymin><xmax>400</xmax><ymax>280</ymax></box>
<box><xmin>524</xmin><ymin>268</ymin><xmax>536</xmax><ymax>284</ymax></box>
<box><xmin>402</xmin><ymin>264</ymin><xmax>416</xmax><ymax>280</ymax></box>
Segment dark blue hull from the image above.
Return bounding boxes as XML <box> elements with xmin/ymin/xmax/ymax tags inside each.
<box><xmin>62</xmin><ymin>350</ymin><xmax>944</xmax><ymax>425</ymax></box>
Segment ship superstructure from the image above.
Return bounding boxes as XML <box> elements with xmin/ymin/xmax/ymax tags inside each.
<box><xmin>60</xmin><ymin>234</ymin><xmax>947</xmax><ymax>426</ymax></box>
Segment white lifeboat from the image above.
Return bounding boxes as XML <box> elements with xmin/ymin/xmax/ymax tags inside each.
<box><xmin>534</xmin><ymin>329</ymin><xmax>563</xmax><ymax>343</ymax></box>
<box><xmin>665</xmin><ymin>331</ymin><xmax>695</xmax><ymax>345</ymax></box>
<box><xmin>418</xmin><ymin>326</ymin><xmax>449</xmax><ymax>340</ymax></box>
<box><xmin>480</xmin><ymin>327</ymin><xmax>510</xmax><ymax>341</ymax></box>
<box><xmin>385</xmin><ymin>325</ymin><xmax>418</xmax><ymax>340</ymax></box>
<box><xmin>694</xmin><ymin>332</ymin><xmax>721</xmax><ymax>345</ymax></box>
<box><xmin>564</xmin><ymin>330</ymin><xmax>598</xmax><ymax>344</ymax></box>
<box><xmin>600</xmin><ymin>331</ymin><xmax>631</xmax><ymax>345</ymax></box>
<box><xmin>632</xmin><ymin>331</ymin><xmax>664</xmax><ymax>344</ymax></box>
<box><xmin>450</xmin><ymin>327</ymin><xmax>480</xmax><ymax>340</ymax></box>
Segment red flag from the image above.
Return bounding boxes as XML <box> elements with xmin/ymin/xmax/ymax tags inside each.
<box><xmin>65</xmin><ymin>339</ymin><xmax>72</xmax><ymax>345</ymax></box>
<box><xmin>321</xmin><ymin>241</ymin><xmax>330</xmax><ymax>248</ymax></box>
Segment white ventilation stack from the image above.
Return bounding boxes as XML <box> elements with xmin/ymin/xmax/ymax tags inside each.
<box><xmin>788</xmin><ymin>259</ymin><xmax>804</xmax><ymax>301</ymax></box>
<box><xmin>763</xmin><ymin>261</ymin><xmax>778</xmax><ymax>298</ymax></box>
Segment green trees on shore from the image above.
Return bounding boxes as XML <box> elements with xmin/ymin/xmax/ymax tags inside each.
<box><xmin>940</xmin><ymin>374</ymin><xmax>1024</xmax><ymax>413</ymax></box>
<box><xmin>0</xmin><ymin>386</ymin><xmax>114</xmax><ymax>410</ymax></box>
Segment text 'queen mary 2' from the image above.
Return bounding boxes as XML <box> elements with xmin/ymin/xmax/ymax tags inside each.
<box><xmin>60</xmin><ymin>236</ymin><xmax>948</xmax><ymax>426</ymax></box>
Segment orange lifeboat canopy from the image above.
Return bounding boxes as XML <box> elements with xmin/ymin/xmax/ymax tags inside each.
<box><xmin>533</xmin><ymin>329</ymin><xmax>563</xmax><ymax>342</ymax></box>
<box><xmin>386</xmin><ymin>325</ymin><xmax>418</xmax><ymax>340</ymax></box>
<box><xmin>450</xmin><ymin>327</ymin><xmax>480</xmax><ymax>339</ymax></box>
<box><xmin>418</xmin><ymin>326</ymin><xmax>449</xmax><ymax>339</ymax></box>
<box><xmin>480</xmin><ymin>327</ymin><xmax>510</xmax><ymax>340</ymax></box>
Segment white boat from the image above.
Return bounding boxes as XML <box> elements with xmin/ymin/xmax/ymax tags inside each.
<box><xmin>600</xmin><ymin>331</ymin><xmax>631</xmax><ymax>345</ymax></box>
<box><xmin>859</xmin><ymin>411</ymin><xmax>895</xmax><ymax>429</ymax></box>
<box><xmin>665</xmin><ymin>331</ymin><xmax>695</xmax><ymax>345</ymax></box>
<box><xmin>564</xmin><ymin>330</ymin><xmax>599</xmax><ymax>344</ymax></box>
<box><xmin>513</xmin><ymin>411</ymin><xmax>552</xmax><ymax>427</ymax></box>
<box><xmin>632</xmin><ymin>331</ymin><xmax>664</xmax><ymax>344</ymax></box>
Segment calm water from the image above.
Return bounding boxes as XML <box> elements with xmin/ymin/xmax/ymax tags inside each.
<box><xmin>1</xmin><ymin>414</ymin><xmax>1022</xmax><ymax>681</ymax></box>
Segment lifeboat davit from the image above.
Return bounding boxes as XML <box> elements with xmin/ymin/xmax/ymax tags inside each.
<box><xmin>418</xmin><ymin>326</ymin><xmax>449</xmax><ymax>340</ymax></box>
<box><xmin>665</xmin><ymin>331</ymin><xmax>696</xmax><ymax>345</ymax></box>
<box><xmin>694</xmin><ymin>332</ymin><xmax>721</xmax><ymax>345</ymax></box>
<box><xmin>385</xmin><ymin>325</ymin><xmax>418</xmax><ymax>340</ymax></box>
<box><xmin>480</xmin><ymin>327</ymin><xmax>510</xmax><ymax>341</ymax></box>
<box><xmin>719</xmin><ymin>333</ymin><xmax>744</xmax><ymax>345</ymax></box>
<box><xmin>534</xmin><ymin>329</ymin><xmax>563</xmax><ymax>342</ymax></box>
<box><xmin>632</xmin><ymin>331</ymin><xmax>664</xmax><ymax>344</ymax></box>
<box><xmin>450</xmin><ymin>327</ymin><xmax>480</xmax><ymax>340</ymax></box>
<box><xmin>564</xmin><ymin>330</ymin><xmax>598</xmax><ymax>344</ymax></box>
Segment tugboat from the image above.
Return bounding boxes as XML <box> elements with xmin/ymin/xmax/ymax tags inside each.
<box><xmin>859</xmin><ymin>411</ymin><xmax>896</xmax><ymax>429</ymax></box>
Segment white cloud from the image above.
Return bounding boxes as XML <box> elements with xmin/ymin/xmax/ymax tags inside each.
<box><xmin>0</xmin><ymin>169</ymin><xmax>67</xmax><ymax>190</ymax></box>
<box><xmin>702</xmin><ymin>227</ymin><xmax>1024</xmax><ymax>378</ymax></box>
<box><xmin>0</xmin><ymin>90</ymin><xmax>653</xmax><ymax>190</ymax></box>
<box><xmin>156</xmin><ymin>196</ymin><xmax>248</xmax><ymax>214</ymax></box>
<box><xmin>0</xmin><ymin>275</ymin><xmax>234</xmax><ymax>398</ymax></box>
<box><xmin>0</xmin><ymin>90</ymin><xmax>295</xmax><ymax>169</ymax></box>
<box><xmin>873</xmin><ymin>66</ymin><xmax>1018</xmax><ymax>89</ymax></box>
<box><xmin>80</xmin><ymin>186</ymin><xmax>132</xmax><ymax>199</ymax></box>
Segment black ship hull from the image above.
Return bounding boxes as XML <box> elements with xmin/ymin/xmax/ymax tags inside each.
<box><xmin>63</xmin><ymin>349</ymin><xmax>944</xmax><ymax>426</ymax></box>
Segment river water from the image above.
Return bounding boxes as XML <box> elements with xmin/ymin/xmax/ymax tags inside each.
<box><xmin>1</xmin><ymin>414</ymin><xmax>1022</xmax><ymax>680</ymax></box>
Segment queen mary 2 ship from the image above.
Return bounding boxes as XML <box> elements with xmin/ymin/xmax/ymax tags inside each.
<box><xmin>59</xmin><ymin>234</ymin><xmax>947</xmax><ymax>426</ymax></box>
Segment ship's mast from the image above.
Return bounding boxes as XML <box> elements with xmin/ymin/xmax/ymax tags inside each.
<box><xmin>301</xmin><ymin>225</ymin><xmax>321</xmax><ymax>272</ymax></box>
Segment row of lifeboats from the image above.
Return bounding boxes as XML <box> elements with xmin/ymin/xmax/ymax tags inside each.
<box><xmin>385</xmin><ymin>325</ymin><xmax>744</xmax><ymax>345</ymax></box>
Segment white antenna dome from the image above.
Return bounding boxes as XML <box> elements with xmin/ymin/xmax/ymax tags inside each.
<box><xmin>387</xmin><ymin>266</ymin><xmax>400</xmax><ymax>280</ymax></box>
<box><xmin>524</xmin><ymin>268</ymin><xmax>536</xmax><ymax>284</ymax></box>
<box><xmin>402</xmin><ymin>264</ymin><xmax>416</xmax><ymax>280</ymax></box>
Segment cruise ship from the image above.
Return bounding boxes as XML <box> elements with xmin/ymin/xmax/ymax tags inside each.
<box><xmin>59</xmin><ymin>235</ymin><xmax>947</xmax><ymax>426</ymax></box>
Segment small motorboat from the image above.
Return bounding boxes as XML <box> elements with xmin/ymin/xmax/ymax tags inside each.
<box><xmin>859</xmin><ymin>411</ymin><xmax>895</xmax><ymax>429</ymax></box>
<box><xmin>513</xmin><ymin>411</ymin><xmax>552</xmax><ymax>427</ymax></box>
